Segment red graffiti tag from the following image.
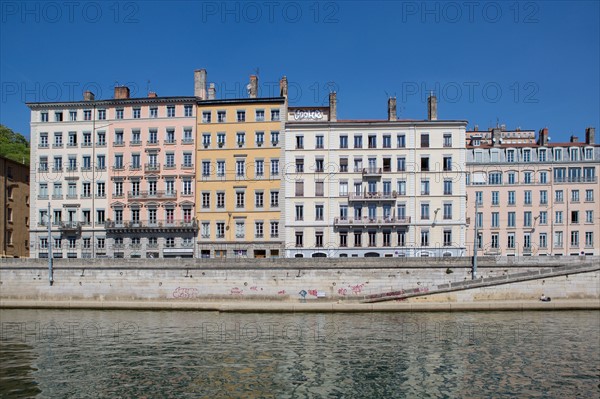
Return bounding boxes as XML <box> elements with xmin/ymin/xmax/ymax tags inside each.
<box><xmin>172</xmin><ymin>287</ymin><xmax>199</xmax><ymax>299</ymax></box>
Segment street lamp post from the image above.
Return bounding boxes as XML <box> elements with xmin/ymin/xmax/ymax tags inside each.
<box><xmin>472</xmin><ymin>200</ymin><xmax>479</xmax><ymax>280</ymax></box>
<box><xmin>47</xmin><ymin>202</ymin><xmax>53</xmax><ymax>286</ymax></box>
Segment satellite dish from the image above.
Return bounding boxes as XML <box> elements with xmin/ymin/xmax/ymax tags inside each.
<box><xmin>548</xmin><ymin>137</ymin><xmax>552</xmax><ymax>141</ymax></box>
<box><xmin>492</xmin><ymin>138</ymin><xmax>496</xmax><ymax>142</ymax></box>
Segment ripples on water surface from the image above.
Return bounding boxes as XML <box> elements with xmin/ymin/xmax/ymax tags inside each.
<box><xmin>0</xmin><ymin>309</ymin><xmax>598</xmax><ymax>398</ymax></box>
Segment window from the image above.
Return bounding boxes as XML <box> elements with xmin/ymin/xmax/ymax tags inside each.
<box><xmin>340</xmin><ymin>136</ymin><xmax>348</xmax><ymax>148</ymax></box>
<box><xmin>315</xmin><ymin>159</ymin><xmax>324</xmax><ymax>173</ymax></box>
<box><xmin>54</xmin><ymin>132</ymin><xmax>63</xmax><ymax>147</ymax></box>
<box><xmin>237</xmin><ymin>110</ymin><xmax>245</xmax><ymax>122</ymax></box>
<box><xmin>585</xmin><ymin>210</ymin><xmax>593</xmax><ymax>223</ymax></box>
<box><xmin>383</xmin><ymin>135</ymin><xmax>391</xmax><ymax>148</ymax></box>
<box><xmin>508</xmin><ymin>212</ymin><xmax>516</xmax><ymax>227</ymax></box>
<box><xmin>315</xmin><ymin>181</ymin><xmax>324</xmax><ymax>197</ymax></box>
<box><xmin>571</xmin><ymin>231</ymin><xmax>579</xmax><ymax>247</ymax></box>
<box><xmin>354</xmin><ymin>135</ymin><xmax>362</xmax><ymax>149</ymax></box>
<box><xmin>421</xmin><ymin>230</ymin><xmax>429</xmax><ymax>247</ymax></box>
<box><xmin>571</xmin><ymin>190</ymin><xmax>580</xmax><ymax>203</ymax></box>
<box><xmin>295</xmin><ymin>181</ymin><xmax>304</xmax><ymax>196</ymax></box>
<box><xmin>585</xmin><ymin>232</ymin><xmax>594</xmax><ymax>247</ymax></box>
<box><xmin>183</xmin><ymin>179</ymin><xmax>192</xmax><ymax>195</ymax></box>
<box><xmin>420</xmin><ymin>134</ymin><xmax>429</xmax><ymax>148</ymax></box>
<box><xmin>354</xmin><ymin>231</ymin><xmax>362</xmax><ymax>247</ymax></box>
<box><xmin>96</xmin><ymin>210</ymin><xmax>105</xmax><ymax>224</ymax></box>
<box><xmin>271</xmin><ymin>131</ymin><xmax>280</xmax><ymax>145</ymax></box>
<box><xmin>183</xmin><ymin>153</ymin><xmax>192</xmax><ymax>168</ymax></box>
<box><xmin>420</xmin><ymin>203</ymin><xmax>429</xmax><ymax>220</ymax></box>
<box><xmin>236</xmin><ymin>132</ymin><xmax>245</xmax><ymax>146</ymax></box>
<box><xmin>420</xmin><ymin>157</ymin><xmax>429</xmax><ymax>172</ymax></box>
<box><xmin>202</xmin><ymin>192</ymin><xmax>210</xmax><ymax>209</ymax></box>
<box><xmin>555</xmin><ymin>190</ymin><xmax>564</xmax><ymax>202</ymax></box>
<box><xmin>270</xmin><ymin>191</ymin><xmax>279</xmax><ymax>207</ymax></box>
<box><xmin>340</xmin><ymin>232</ymin><xmax>348</xmax><ymax>247</ymax></box>
<box><xmin>55</xmin><ymin>111</ymin><xmax>63</xmax><ymax>122</ymax></box>
<box><xmin>555</xmin><ymin>211</ymin><xmax>563</xmax><ymax>224</ymax></box>
<box><xmin>491</xmin><ymin>212</ymin><xmax>500</xmax><ymax>228</ymax></box>
<box><xmin>149</xmin><ymin>107</ymin><xmax>158</xmax><ymax>118</ymax></box>
<box><xmin>133</xmin><ymin>108</ymin><xmax>141</xmax><ymax>119</ymax></box>
<box><xmin>202</xmin><ymin>111</ymin><xmax>212</xmax><ymax>123</ymax></box>
<box><xmin>506</xmin><ymin>150</ymin><xmax>515</xmax><ymax>163</ymax></box>
<box><xmin>475</xmin><ymin>191</ymin><xmax>483</xmax><ymax>205</ymax></box>
<box><xmin>184</xmin><ymin>105</ymin><xmax>193</xmax><ymax>117</ymax></box>
<box><xmin>255</xmin><ymin>192</ymin><xmax>264</xmax><ymax>208</ymax></box>
<box><xmin>368</xmin><ymin>135</ymin><xmax>377</xmax><ymax>149</ymax></box>
<box><xmin>539</xmin><ymin>149</ymin><xmax>546</xmax><ymax>162</ymax></box>
<box><xmin>524</xmin><ymin>191</ymin><xmax>532</xmax><ymax>205</ymax></box>
<box><xmin>41</xmin><ymin>112</ymin><xmax>49</xmax><ymax>122</ymax></box>
<box><xmin>397</xmin><ymin>180</ymin><xmax>406</xmax><ymax>196</ymax></box>
<box><xmin>421</xmin><ymin>180</ymin><xmax>430</xmax><ymax>195</ymax></box>
<box><xmin>216</xmin><ymin>222</ymin><xmax>225</xmax><ymax>238</ymax></box>
<box><xmin>167</xmin><ymin>106</ymin><xmax>175</xmax><ymax>117</ymax></box>
<box><xmin>315</xmin><ymin>232</ymin><xmax>324</xmax><ymax>247</ymax></box>
<box><xmin>271</xmin><ymin>109</ymin><xmax>280</xmax><ymax>121</ymax></box>
<box><xmin>295</xmin><ymin>159</ymin><xmax>304</xmax><ymax>173</ymax></box>
<box><xmin>507</xmin><ymin>191</ymin><xmax>515</xmax><ymax>205</ymax></box>
<box><xmin>540</xmin><ymin>190</ymin><xmax>547</xmax><ymax>205</ymax></box>
<box><xmin>256</xmin><ymin>131</ymin><xmax>265</xmax><ymax>146</ymax></box>
<box><xmin>507</xmin><ymin>172</ymin><xmax>516</xmax><ymax>185</ymax></box>
<box><xmin>488</xmin><ymin>172</ymin><xmax>502</xmax><ymax>185</ymax></box>
<box><xmin>397</xmin><ymin>134</ymin><xmax>406</xmax><ymax>148</ymax></box>
<box><xmin>524</xmin><ymin>211</ymin><xmax>532</xmax><ymax>227</ymax></box>
<box><xmin>315</xmin><ymin>135</ymin><xmax>324</xmax><ymax>149</ymax></box>
<box><xmin>295</xmin><ymin>232</ymin><xmax>303</xmax><ymax>248</ymax></box>
<box><xmin>295</xmin><ymin>135</ymin><xmax>304</xmax><ymax>149</ymax></box>
<box><xmin>539</xmin><ymin>211</ymin><xmax>547</xmax><ymax>225</ymax></box>
<box><xmin>491</xmin><ymin>191</ymin><xmax>499</xmax><ymax>205</ymax></box>
<box><xmin>571</xmin><ymin>211</ymin><xmax>579</xmax><ymax>224</ymax></box>
<box><xmin>539</xmin><ymin>171</ymin><xmax>547</xmax><ymax>184</ymax></box>
<box><xmin>554</xmin><ymin>231</ymin><xmax>563</xmax><ymax>247</ymax></box>
<box><xmin>523</xmin><ymin>172</ymin><xmax>532</xmax><ymax>184</ymax></box>
<box><xmin>295</xmin><ymin>205</ymin><xmax>304</xmax><ymax>221</ymax></box>
<box><xmin>585</xmin><ymin>190</ymin><xmax>594</xmax><ymax>202</ymax></box>
<box><xmin>236</xmin><ymin>191</ymin><xmax>245</xmax><ymax>208</ymax></box>
<box><xmin>255</xmin><ymin>222</ymin><xmax>264</xmax><ymax>238</ymax></box>
<box><xmin>255</xmin><ymin>160</ymin><xmax>264</xmax><ymax>176</ymax></box>
<box><xmin>443</xmin><ymin>134</ymin><xmax>452</xmax><ymax>147</ymax></box>
<box><xmin>507</xmin><ymin>233</ymin><xmax>515</xmax><ymax>249</ymax></box>
<box><xmin>236</xmin><ymin>160</ymin><xmax>245</xmax><ymax>177</ymax></box>
<box><xmin>443</xmin><ymin>203</ymin><xmax>452</xmax><ymax>220</ymax></box>
<box><xmin>443</xmin><ymin>156</ymin><xmax>452</xmax><ymax>171</ymax></box>
<box><xmin>97</xmin><ymin>131</ymin><xmax>106</xmax><ymax>146</ymax></box>
<box><xmin>315</xmin><ymin>204</ymin><xmax>324</xmax><ymax>221</ymax></box>
<box><xmin>270</xmin><ymin>159</ymin><xmax>279</xmax><ymax>176</ymax></box>
<box><xmin>523</xmin><ymin>149</ymin><xmax>531</xmax><ymax>162</ymax></box>
<box><xmin>217</xmin><ymin>192</ymin><xmax>225</xmax><ymax>208</ymax></box>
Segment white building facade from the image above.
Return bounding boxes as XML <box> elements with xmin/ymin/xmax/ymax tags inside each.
<box><xmin>284</xmin><ymin>95</ymin><xmax>468</xmax><ymax>258</ymax></box>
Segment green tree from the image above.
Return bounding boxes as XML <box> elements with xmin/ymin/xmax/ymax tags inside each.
<box><xmin>0</xmin><ymin>124</ymin><xmax>30</xmax><ymax>165</ymax></box>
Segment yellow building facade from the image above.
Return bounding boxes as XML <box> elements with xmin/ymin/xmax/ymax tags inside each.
<box><xmin>195</xmin><ymin>97</ymin><xmax>286</xmax><ymax>258</ymax></box>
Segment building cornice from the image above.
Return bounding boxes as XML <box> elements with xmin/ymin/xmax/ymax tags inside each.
<box><xmin>27</xmin><ymin>96</ymin><xmax>198</xmax><ymax>109</ymax></box>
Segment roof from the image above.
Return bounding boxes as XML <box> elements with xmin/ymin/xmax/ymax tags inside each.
<box><xmin>27</xmin><ymin>96</ymin><xmax>197</xmax><ymax>109</ymax></box>
<box><xmin>197</xmin><ymin>97</ymin><xmax>285</xmax><ymax>106</ymax></box>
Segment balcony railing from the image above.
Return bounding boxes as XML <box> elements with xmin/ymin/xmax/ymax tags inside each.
<box><xmin>59</xmin><ymin>221</ymin><xmax>82</xmax><ymax>232</ymax></box>
<box><xmin>348</xmin><ymin>192</ymin><xmax>397</xmax><ymax>201</ymax></box>
<box><xmin>333</xmin><ymin>216</ymin><xmax>411</xmax><ymax>227</ymax></box>
<box><xmin>554</xmin><ymin>176</ymin><xmax>597</xmax><ymax>183</ymax></box>
<box><xmin>127</xmin><ymin>190</ymin><xmax>177</xmax><ymax>199</ymax></box>
<box><xmin>144</xmin><ymin>163</ymin><xmax>160</xmax><ymax>172</ymax></box>
<box><xmin>105</xmin><ymin>219</ymin><xmax>198</xmax><ymax>232</ymax></box>
<box><xmin>362</xmin><ymin>167</ymin><xmax>382</xmax><ymax>176</ymax></box>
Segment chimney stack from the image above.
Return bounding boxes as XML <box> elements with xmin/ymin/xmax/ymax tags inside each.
<box><xmin>114</xmin><ymin>86</ymin><xmax>130</xmax><ymax>99</ymax></box>
<box><xmin>538</xmin><ymin>127</ymin><xmax>549</xmax><ymax>146</ymax></box>
<box><xmin>83</xmin><ymin>91</ymin><xmax>95</xmax><ymax>101</ymax></box>
<box><xmin>570</xmin><ymin>135</ymin><xmax>579</xmax><ymax>143</ymax></box>
<box><xmin>388</xmin><ymin>97</ymin><xmax>397</xmax><ymax>121</ymax></box>
<box><xmin>148</xmin><ymin>91</ymin><xmax>157</xmax><ymax>98</ymax></box>
<box><xmin>208</xmin><ymin>83</ymin><xmax>216</xmax><ymax>100</ymax></box>
<box><xmin>279</xmin><ymin>76</ymin><xmax>288</xmax><ymax>98</ymax></box>
<box><xmin>194</xmin><ymin>69</ymin><xmax>207</xmax><ymax>100</ymax></box>
<box><xmin>329</xmin><ymin>92</ymin><xmax>337</xmax><ymax>122</ymax></box>
<box><xmin>248</xmin><ymin>75</ymin><xmax>258</xmax><ymax>98</ymax></box>
<box><xmin>585</xmin><ymin>127</ymin><xmax>596</xmax><ymax>145</ymax></box>
<box><xmin>427</xmin><ymin>93</ymin><xmax>437</xmax><ymax>121</ymax></box>
<box><xmin>492</xmin><ymin>128</ymin><xmax>502</xmax><ymax>146</ymax></box>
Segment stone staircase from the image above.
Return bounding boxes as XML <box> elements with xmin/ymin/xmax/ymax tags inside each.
<box><xmin>362</xmin><ymin>262</ymin><xmax>600</xmax><ymax>303</ymax></box>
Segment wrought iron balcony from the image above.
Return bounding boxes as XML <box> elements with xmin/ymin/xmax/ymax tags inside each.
<box><xmin>362</xmin><ymin>167</ymin><xmax>382</xmax><ymax>177</ymax></box>
<box><xmin>105</xmin><ymin>219</ymin><xmax>198</xmax><ymax>233</ymax></box>
<box><xmin>127</xmin><ymin>190</ymin><xmax>177</xmax><ymax>200</ymax></box>
<box><xmin>333</xmin><ymin>216</ymin><xmax>411</xmax><ymax>227</ymax></box>
<box><xmin>144</xmin><ymin>163</ymin><xmax>160</xmax><ymax>172</ymax></box>
<box><xmin>59</xmin><ymin>221</ymin><xmax>82</xmax><ymax>233</ymax></box>
<box><xmin>347</xmin><ymin>192</ymin><xmax>397</xmax><ymax>201</ymax></box>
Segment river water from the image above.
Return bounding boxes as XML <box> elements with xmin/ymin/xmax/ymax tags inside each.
<box><xmin>0</xmin><ymin>309</ymin><xmax>598</xmax><ymax>398</ymax></box>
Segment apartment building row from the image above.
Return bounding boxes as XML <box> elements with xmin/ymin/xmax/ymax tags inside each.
<box><xmin>27</xmin><ymin>69</ymin><xmax>599</xmax><ymax>258</ymax></box>
<box><xmin>466</xmin><ymin>126</ymin><xmax>599</xmax><ymax>257</ymax></box>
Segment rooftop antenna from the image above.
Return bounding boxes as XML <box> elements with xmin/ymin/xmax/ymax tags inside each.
<box><xmin>146</xmin><ymin>80</ymin><xmax>151</xmax><ymax>95</ymax></box>
<box><xmin>496</xmin><ymin>118</ymin><xmax>500</xmax><ymax>128</ymax></box>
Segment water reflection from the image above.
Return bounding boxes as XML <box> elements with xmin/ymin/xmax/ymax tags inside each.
<box><xmin>0</xmin><ymin>310</ymin><xmax>598</xmax><ymax>398</ymax></box>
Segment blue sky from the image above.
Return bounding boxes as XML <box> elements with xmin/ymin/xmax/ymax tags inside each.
<box><xmin>1</xmin><ymin>1</ymin><xmax>598</xmax><ymax>142</ymax></box>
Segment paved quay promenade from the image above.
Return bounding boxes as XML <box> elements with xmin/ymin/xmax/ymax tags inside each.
<box><xmin>1</xmin><ymin>299</ymin><xmax>598</xmax><ymax>312</ymax></box>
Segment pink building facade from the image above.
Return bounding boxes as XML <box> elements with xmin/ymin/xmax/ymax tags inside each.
<box><xmin>103</xmin><ymin>88</ymin><xmax>198</xmax><ymax>258</ymax></box>
<box><xmin>466</xmin><ymin>127</ymin><xmax>599</xmax><ymax>257</ymax></box>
